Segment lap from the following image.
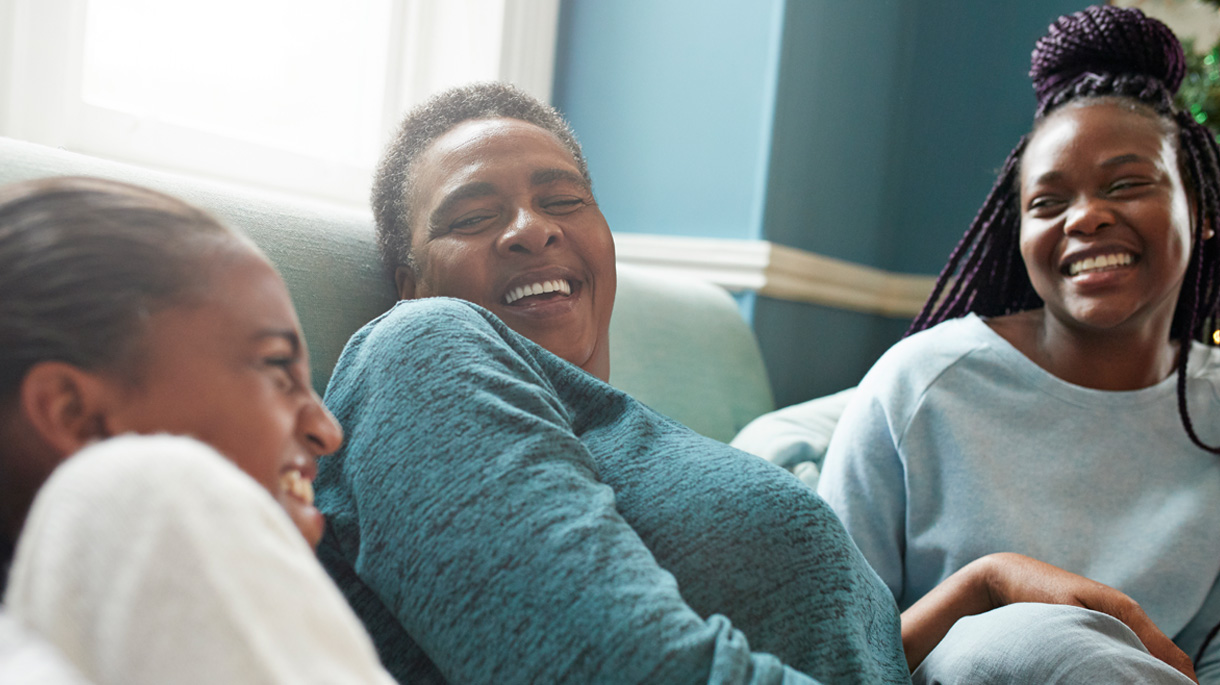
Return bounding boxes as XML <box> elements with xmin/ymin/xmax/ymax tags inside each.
<box><xmin>914</xmin><ymin>603</ymin><xmax>1193</xmax><ymax>685</ymax></box>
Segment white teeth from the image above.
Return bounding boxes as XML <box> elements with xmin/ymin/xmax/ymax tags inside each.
<box><xmin>1068</xmin><ymin>253</ymin><xmax>1133</xmax><ymax>276</ymax></box>
<box><xmin>280</xmin><ymin>469</ymin><xmax>314</xmax><ymax>506</ymax></box>
<box><xmin>504</xmin><ymin>279</ymin><xmax>572</xmax><ymax>305</ymax></box>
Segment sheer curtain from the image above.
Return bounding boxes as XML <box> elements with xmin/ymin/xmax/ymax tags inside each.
<box><xmin>0</xmin><ymin>0</ymin><xmax>559</xmax><ymax>207</ymax></box>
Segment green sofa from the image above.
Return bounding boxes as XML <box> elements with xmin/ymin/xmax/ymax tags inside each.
<box><xmin>0</xmin><ymin>136</ymin><xmax>774</xmax><ymax>443</ymax></box>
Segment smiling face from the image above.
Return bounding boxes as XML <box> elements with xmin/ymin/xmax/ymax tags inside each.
<box><xmin>1017</xmin><ymin>101</ymin><xmax>1198</xmax><ymax>339</ymax></box>
<box><xmin>398</xmin><ymin>118</ymin><xmax>617</xmax><ymax>380</ymax></box>
<box><xmin>103</xmin><ymin>244</ymin><xmax>342</xmax><ymax>548</ymax></box>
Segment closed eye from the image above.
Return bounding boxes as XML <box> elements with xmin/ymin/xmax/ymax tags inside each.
<box><xmin>1026</xmin><ymin>195</ymin><xmax>1066</xmax><ymax>214</ymax></box>
<box><xmin>447</xmin><ymin>211</ymin><xmax>499</xmax><ymax>234</ymax></box>
<box><xmin>265</xmin><ymin>357</ymin><xmax>300</xmax><ymax>393</ymax></box>
<box><xmin>1107</xmin><ymin>178</ymin><xmax>1153</xmax><ymax>194</ymax></box>
<box><xmin>542</xmin><ymin>196</ymin><xmax>590</xmax><ymax>215</ymax></box>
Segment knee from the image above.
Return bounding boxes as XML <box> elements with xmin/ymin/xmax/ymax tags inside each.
<box><xmin>914</xmin><ymin>603</ymin><xmax>1193</xmax><ymax>684</ymax></box>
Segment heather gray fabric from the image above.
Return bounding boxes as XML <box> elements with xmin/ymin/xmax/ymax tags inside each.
<box><xmin>915</xmin><ymin>604</ymin><xmax>1193</xmax><ymax>684</ymax></box>
<box><xmin>820</xmin><ymin>313</ymin><xmax>1220</xmax><ymax>682</ymax></box>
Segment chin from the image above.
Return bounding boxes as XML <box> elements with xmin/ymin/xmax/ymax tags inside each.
<box><xmin>545</xmin><ymin>340</ymin><xmax>593</xmax><ymax>368</ymax></box>
<box><xmin>280</xmin><ymin>497</ymin><xmax>326</xmax><ymax>549</ymax></box>
<box><xmin>1062</xmin><ymin>307</ymin><xmax>1147</xmax><ymax>332</ymax></box>
<box><xmin>296</xmin><ymin>516</ymin><xmax>325</xmax><ymax>549</ymax></box>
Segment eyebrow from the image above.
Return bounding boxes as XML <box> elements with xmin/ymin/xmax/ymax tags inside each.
<box><xmin>1099</xmin><ymin>153</ymin><xmax>1153</xmax><ymax>168</ymax></box>
<box><xmin>426</xmin><ymin>182</ymin><xmax>496</xmax><ymax>234</ymax></box>
<box><xmin>1028</xmin><ymin>153</ymin><xmax>1157</xmax><ymax>187</ymax></box>
<box><xmin>254</xmin><ymin>329</ymin><xmax>301</xmax><ymax>354</ymax></box>
<box><xmin>531</xmin><ymin>167</ymin><xmax>589</xmax><ymax>190</ymax></box>
<box><xmin>425</xmin><ymin>169</ymin><xmax>590</xmax><ymax>235</ymax></box>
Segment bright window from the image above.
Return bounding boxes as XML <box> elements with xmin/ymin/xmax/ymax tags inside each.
<box><xmin>0</xmin><ymin>0</ymin><xmax>560</xmax><ymax>207</ymax></box>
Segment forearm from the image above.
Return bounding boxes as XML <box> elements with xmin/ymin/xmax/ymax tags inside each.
<box><xmin>900</xmin><ymin>556</ymin><xmax>994</xmax><ymax>671</ymax></box>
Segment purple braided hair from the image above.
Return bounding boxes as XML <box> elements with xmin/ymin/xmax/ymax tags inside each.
<box><xmin>908</xmin><ymin>4</ymin><xmax>1220</xmax><ymax>461</ymax></box>
<box><xmin>1029</xmin><ymin>4</ymin><xmax>1185</xmax><ymax>111</ymax></box>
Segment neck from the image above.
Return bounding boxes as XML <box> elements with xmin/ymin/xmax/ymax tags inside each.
<box><xmin>0</xmin><ymin>459</ymin><xmax>38</xmax><ymax>562</ymax></box>
<box><xmin>988</xmin><ymin>309</ymin><xmax>1180</xmax><ymax>390</ymax></box>
<box><xmin>0</xmin><ymin>416</ymin><xmax>65</xmax><ymax>563</ymax></box>
<box><xmin>581</xmin><ymin>331</ymin><xmax>611</xmax><ymax>382</ymax></box>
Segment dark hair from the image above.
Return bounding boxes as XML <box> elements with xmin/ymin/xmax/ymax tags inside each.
<box><xmin>370</xmin><ymin>81</ymin><xmax>590</xmax><ymax>278</ymax></box>
<box><xmin>0</xmin><ymin>177</ymin><xmax>239</xmax><ymax>401</ymax></box>
<box><xmin>908</xmin><ymin>5</ymin><xmax>1220</xmax><ymax>455</ymax></box>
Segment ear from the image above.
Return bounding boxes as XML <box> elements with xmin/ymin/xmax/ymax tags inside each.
<box><xmin>19</xmin><ymin>362</ymin><xmax>115</xmax><ymax>458</ymax></box>
<box><xmin>394</xmin><ymin>265</ymin><xmax>418</xmax><ymax>300</ymax></box>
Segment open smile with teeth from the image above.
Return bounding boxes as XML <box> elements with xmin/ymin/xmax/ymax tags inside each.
<box><xmin>503</xmin><ymin>279</ymin><xmax>572</xmax><ymax>305</ymax></box>
<box><xmin>1066</xmin><ymin>252</ymin><xmax>1135</xmax><ymax>277</ymax></box>
<box><xmin>280</xmin><ymin>469</ymin><xmax>314</xmax><ymax>506</ymax></box>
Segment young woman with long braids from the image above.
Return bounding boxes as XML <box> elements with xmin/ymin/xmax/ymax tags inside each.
<box><xmin>818</xmin><ymin>5</ymin><xmax>1220</xmax><ymax>682</ymax></box>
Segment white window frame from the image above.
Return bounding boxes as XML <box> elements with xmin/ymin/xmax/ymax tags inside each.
<box><xmin>0</xmin><ymin>0</ymin><xmax>560</xmax><ymax>207</ymax></box>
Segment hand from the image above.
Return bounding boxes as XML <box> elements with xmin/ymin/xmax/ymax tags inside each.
<box><xmin>901</xmin><ymin>553</ymin><xmax>1197</xmax><ymax>682</ymax></box>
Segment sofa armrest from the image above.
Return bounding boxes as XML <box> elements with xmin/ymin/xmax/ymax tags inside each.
<box><xmin>730</xmin><ymin>387</ymin><xmax>856</xmax><ymax>489</ymax></box>
<box><xmin>609</xmin><ymin>264</ymin><xmax>774</xmax><ymax>443</ymax></box>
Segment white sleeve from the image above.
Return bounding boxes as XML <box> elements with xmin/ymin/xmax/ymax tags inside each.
<box><xmin>0</xmin><ymin>611</ymin><xmax>93</xmax><ymax>684</ymax></box>
<box><xmin>5</xmin><ymin>434</ymin><xmax>395</xmax><ymax>685</ymax></box>
<box><xmin>730</xmin><ymin>388</ymin><xmax>857</xmax><ymax>489</ymax></box>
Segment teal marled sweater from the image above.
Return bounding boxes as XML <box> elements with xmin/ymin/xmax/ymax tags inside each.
<box><xmin>315</xmin><ymin>298</ymin><xmax>908</xmax><ymax>684</ymax></box>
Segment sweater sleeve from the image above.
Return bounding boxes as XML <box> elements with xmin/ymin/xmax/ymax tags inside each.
<box><xmin>1197</xmin><ymin>636</ymin><xmax>1220</xmax><ymax>685</ymax></box>
<box><xmin>5</xmin><ymin>435</ymin><xmax>396</xmax><ymax>685</ymax></box>
<box><xmin>0</xmin><ymin>612</ymin><xmax>92</xmax><ymax>685</ymax></box>
<box><xmin>1173</xmin><ymin>570</ymin><xmax>1220</xmax><ymax>685</ymax></box>
<box><xmin>324</xmin><ymin>299</ymin><xmax>820</xmax><ymax>685</ymax></box>
<box><xmin>816</xmin><ymin>371</ymin><xmax>909</xmax><ymax>604</ymax></box>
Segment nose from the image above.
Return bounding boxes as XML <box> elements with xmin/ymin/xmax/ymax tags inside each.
<box><xmin>301</xmin><ymin>389</ymin><xmax>343</xmax><ymax>457</ymax></box>
<box><xmin>1064</xmin><ymin>196</ymin><xmax>1115</xmax><ymax>236</ymax></box>
<box><xmin>496</xmin><ymin>207</ymin><xmax>562</xmax><ymax>255</ymax></box>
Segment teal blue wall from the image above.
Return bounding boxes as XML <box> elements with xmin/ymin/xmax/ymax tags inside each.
<box><xmin>553</xmin><ymin>0</ymin><xmax>1086</xmax><ymax>408</ymax></box>
<box><xmin>876</xmin><ymin>2</ymin><xmax>1084</xmax><ymax>275</ymax></box>
<box><xmin>553</xmin><ymin>0</ymin><xmax>783</xmax><ymax>240</ymax></box>
<box><xmin>762</xmin><ymin>0</ymin><xmax>913</xmax><ymax>266</ymax></box>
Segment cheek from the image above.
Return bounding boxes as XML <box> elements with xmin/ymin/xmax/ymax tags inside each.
<box><xmin>1160</xmin><ymin>183</ymin><xmax>1194</xmax><ymax>255</ymax></box>
<box><xmin>576</xmin><ymin>218</ymin><xmax>616</xmax><ymax>271</ymax></box>
<box><xmin>416</xmin><ymin>245</ymin><xmax>485</xmax><ymax>299</ymax></box>
<box><xmin>1144</xmin><ymin>204</ymin><xmax>1195</xmax><ymax>280</ymax></box>
<box><xmin>201</xmin><ymin>399</ymin><xmax>296</xmax><ymax>489</ymax></box>
<box><xmin>1017</xmin><ymin>224</ymin><xmax>1045</xmax><ymax>276</ymax></box>
<box><xmin>1173</xmin><ymin>214</ymin><xmax>1195</xmax><ymax>265</ymax></box>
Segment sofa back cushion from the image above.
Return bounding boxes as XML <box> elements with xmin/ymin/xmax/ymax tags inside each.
<box><xmin>0</xmin><ymin>137</ymin><xmax>773</xmax><ymax>441</ymax></box>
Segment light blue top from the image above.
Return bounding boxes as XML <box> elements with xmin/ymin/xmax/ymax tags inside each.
<box><xmin>817</xmin><ymin>313</ymin><xmax>1220</xmax><ymax>674</ymax></box>
<box><xmin>315</xmin><ymin>298</ymin><xmax>909</xmax><ymax>685</ymax></box>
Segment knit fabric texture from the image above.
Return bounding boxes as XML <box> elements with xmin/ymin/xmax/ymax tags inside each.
<box><xmin>316</xmin><ymin>298</ymin><xmax>909</xmax><ymax>684</ymax></box>
<box><xmin>818</xmin><ymin>314</ymin><xmax>1220</xmax><ymax>680</ymax></box>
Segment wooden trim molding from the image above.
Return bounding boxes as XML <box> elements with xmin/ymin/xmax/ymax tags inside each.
<box><xmin>613</xmin><ymin>233</ymin><xmax>935</xmax><ymax>318</ymax></box>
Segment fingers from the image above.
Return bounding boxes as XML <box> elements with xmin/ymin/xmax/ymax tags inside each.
<box><xmin>1081</xmin><ymin>593</ymin><xmax>1198</xmax><ymax>683</ymax></box>
<box><xmin>981</xmin><ymin>553</ymin><xmax>1198</xmax><ymax>682</ymax></box>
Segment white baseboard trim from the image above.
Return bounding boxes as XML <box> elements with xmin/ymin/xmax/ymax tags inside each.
<box><xmin>613</xmin><ymin>233</ymin><xmax>935</xmax><ymax>318</ymax></box>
